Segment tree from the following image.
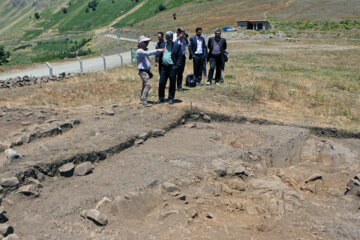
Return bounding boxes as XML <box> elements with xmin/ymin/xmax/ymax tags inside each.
<box><xmin>0</xmin><ymin>45</ymin><xmax>10</xmax><ymax>65</ymax></box>
<box><xmin>34</xmin><ymin>12</ymin><xmax>40</xmax><ymax>19</ymax></box>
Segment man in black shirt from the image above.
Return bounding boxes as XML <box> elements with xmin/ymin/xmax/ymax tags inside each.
<box><xmin>155</xmin><ymin>32</ymin><xmax>166</xmax><ymax>75</ymax></box>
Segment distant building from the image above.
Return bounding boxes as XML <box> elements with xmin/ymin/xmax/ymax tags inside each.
<box><xmin>237</xmin><ymin>20</ymin><xmax>270</xmax><ymax>31</ymax></box>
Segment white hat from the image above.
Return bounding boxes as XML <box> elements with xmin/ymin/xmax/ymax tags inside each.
<box><xmin>138</xmin><ymin>35</ymin><xmax>152</xmax><ymax>43</ymax></box>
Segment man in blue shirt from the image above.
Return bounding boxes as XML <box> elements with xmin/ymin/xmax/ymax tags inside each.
<box><xmin>173</xmin><ymin>27</ymin><xmax>188</xmax><ymax>92</ymax></box>
<box><xmin>156</xmin><ymin>32</ymin><xmax>182</xmax><ymax>105</ymax></box>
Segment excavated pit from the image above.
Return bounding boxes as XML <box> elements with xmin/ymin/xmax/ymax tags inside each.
<box><xmin>1</xmin><ymin>116</ymin><xmax>359</xmax><ymax>240</ymax></box>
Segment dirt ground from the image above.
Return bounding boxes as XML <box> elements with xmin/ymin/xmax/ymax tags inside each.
<box><xmin>0</xmin><ymin>103</ymin><xmax>359</xmax><ymax>240</ymax></box>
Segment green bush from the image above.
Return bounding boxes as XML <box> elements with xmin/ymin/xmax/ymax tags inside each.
<box><xmin>0</xmin><ymin>45</ymin><xmax>10</xmax><ymax>65</ymax></box>
<box><xmin>34</xmin><ymin>12</ymin><xmax>40</xmax><ymax>19</ymax></box>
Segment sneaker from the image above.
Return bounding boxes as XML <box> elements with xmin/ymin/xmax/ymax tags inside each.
<box><xmin>178</xmin><ymin>87</ymin><xmax>184</xmax><ymax>92</ymax></box>
<box><xmin>155</xmin><ymin>99</ymin><xmax>165</xmax><ymax>104</ymax></box>
<box><xmin>215</xmin><ymin>82</ymin><xmax>220</xmax><ymax>86</ymax></box>
<box><xmin>168</xmin><ymin>99</ymin><xmax>174</xmax><ymax>105</ymax></box>
<box><xmin>206</xmin><ymin>81</ymin><xmax>211</xmax><ymax>85</ymax></box>
<box><xmin>140</xmin><ymin>101</ymin><xmax>152</xmax><ymax>107</ymax></box>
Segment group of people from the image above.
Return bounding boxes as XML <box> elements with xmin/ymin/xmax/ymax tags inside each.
<box><xmin>136</xmin><ymin>27</ymin><xmax>227</xmax><ymax>106</ymax></box>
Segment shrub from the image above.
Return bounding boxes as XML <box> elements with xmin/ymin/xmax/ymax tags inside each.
<box><xmin>158</xmin><ymin>4</ymin><xmax>166</xmax><ymax>11</ymax></box>
<box><xmin>0</xmin><ymin>45</ymin><xmax>10</xmax><ymax>65</ymax></box>
<box><xmin>85</xmin><ymin>7</ymin><xmax>89</xmax><ymax>13</ymax></box>
<box><xmin>34</xmin><ymin>12</ymin><xmax>40</xmax><ymax>19</ymax></box>
<box><xmin>63</xmin><ymin>8</ymin><xmax>68</xmax><ymax>14</ymax></box>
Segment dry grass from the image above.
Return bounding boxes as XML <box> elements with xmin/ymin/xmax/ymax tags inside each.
<box><xmin>1</xmin><ymin>37</ymin><xmax>359</xmax><ymax>131</ymax></box>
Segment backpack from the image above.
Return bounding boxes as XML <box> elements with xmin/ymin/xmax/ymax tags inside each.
<box><xmin>185</xmin><ymin>74</ymin><xmax>196</xmax><ymax>87</ymax></box>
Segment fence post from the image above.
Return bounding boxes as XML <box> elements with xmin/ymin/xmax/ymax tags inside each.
<box><xmin>101</xmin><ymin>54</ymin><xmax>106</xmax><ymax>70</ymax></box>
<box><xmin>118</xmin><ymin>54</ymin><xmax>123</xmax><ymax>66</ymax></box>
<box><xmin>76</xmin><ymin>57</ymin><xmax>83</xmax><ymax>74</ymax></box>
<box><xmin>45</xmin><ymin>62</ymin><xmax>53</xmax><ymax>76</ymax></box>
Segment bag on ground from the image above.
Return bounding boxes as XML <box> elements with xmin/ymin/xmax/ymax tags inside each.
<box><xmin>185</xmin><ymin>74</ymin><xmax>196</xmax><ymax>87</ymax></box>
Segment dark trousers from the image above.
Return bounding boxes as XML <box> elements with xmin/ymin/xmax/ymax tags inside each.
<box><xmin>208</xmin><ymin>54</ymin><xmax>222</xmax><ymax>83</ymax></box>
<box><xmin>176</xmin><ymin>55</ymin><xmax>186</xmax><ymax>88</ymax></box>
<box><xmin>159</xmin><ymin>64</ymin><xmax>177</xmax><ymax>100</ymax></box>
<box><xmin>193</xmin><ymin>54</ymin><xmax>205</xmax><ymax>82</ymax></box>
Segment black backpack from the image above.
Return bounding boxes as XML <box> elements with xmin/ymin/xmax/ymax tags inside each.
<box><xmin>185</xmin><ymin>74</ymin><xmax>196</xmax><ymax>87</ymax></box>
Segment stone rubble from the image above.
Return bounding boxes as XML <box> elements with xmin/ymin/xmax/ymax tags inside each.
<box><xmin>58</xmin><ymin>163</ymin><xmax>75</xmax><ymax>177</ymax></box>
<box><xmin>74</xmin><ymin>162</ymin><xmax>94</xmax><ymax>176</ymax></box>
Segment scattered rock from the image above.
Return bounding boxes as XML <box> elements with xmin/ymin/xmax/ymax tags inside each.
<box><xmin>221</xmin><ymin>183</ymin><xmax>233</xmax><ymax>195</ymax></box>
<box><xmin>226</xmin><ymin>179</ymin><xmax>246</xmax><ymax>191</ymax></box>
<box><xmin>152</xmin><ymin>129</ymin><xmax>165</xmax><ymax>137</ymax></box>
<box><xmin>288</xmin><ymin>89</ymin><xmax>297</xmax><ymax>96</ymax></box>
<box><xmin>202</xmin><ymin>114</ymin><xmax>211</xmax><ymax>122</ymax></box>
<box><xmin>305</xmin><ymin>174</ymin><xmax>322</xmax><ymax>183</ymax></box>
<box><xmin>46</xmin><ymin>119</ymin><xmax>59</xmax><ymax>124</ymax></box>
<box><xmin>27</xmin><ymin>178</ymin><xmax>42</xmax><ymax>187</ymax></box>
<box><xmin>111</xmin><ymin>104</ymin><xmax>119</xmax><ymax>108</ymax></box>
<box><xmin>1</xmin><ymin>177</ymin><xmax>19</xmax><ymax>188</ymax></box>
<box><xmin>346</xmin><ymin>179</ymin><xmax>360</xmax><ymax>197</ymax></box>
<box><xmin>11</xmin><ymin>137</ymin><xmax>23</xmax><ymax>147</ymax></box>
<box><xmin>354</xmin><ymin>173</ymin><xmax>360</xmax><ymax>181</ymax></box>
<box><xmin>72</xmin><ymin>119</ymin><xmax>81</xmax><ymax>125</ymax></box>
<box><xmin>179</xmin><ymin>195</ymin><xmax>186</xmax><ymax>201</ymax></box>
<box><xmin>4</xmin><ymin>149</ymin><xmax>21</xmax><ymax>163</ymax></box>
<box><xmin>206</xmin><ymin>213</ymin><xmax>214</xmax><ymax>219</ymax></box>
<box><xmin>82</xmin><ymin>209</ymin><xmax>108</xmax><ymax>226</ymax></box>
<box><xmin>21</xmin><ymin>121</ymin><xmax>32</xmax><ymax>126</ymax></box>
<box><xmin>3</xmin><ymin>234</ymin><xmax>19</xmax><ymax>240</ymax></box>
<box><xmin>74</xmin><ymin>162</ymin><xmax>94</xmax><ymax>176</ymax></box>
<box><xmin>163</xmin><ymin>182</ymin><xmax>180</xmax><ymax>193</ymax></box>
<box><xmin>215</xmin><ymin>168</ymin><xmax>227</xmax><ymax>177</ymax></box>
<box><xmin>95</xmin><ymin>197</ymin><xmax>112</xmax><ymax>211</ymax></box>
<box><xmin>190</xmin><ymin>114</ymin><xmax>199</xmax><ymax>120</ymax></box>
<box><xmin>59</xmin><ymin>122</ymin><xmax>73</xmax><ymax>130</ymax></box>
<box><xmin>0</xmin><ymin>224</ymin><xmax>14</xmax><ymax>237</ymax></box>
<box><xmin>159</xmin><ymin>210</ymin><xmax>179</xmax><ymax>221</ymax></box>
<box><xmin>105</xmin><ymin>111</ymin><xmax>115</xmax><ymax>116</ymax></box>
<box><xmin>17</xmin><ymin>184</ymin><xmax>39</xmax><ymax>197</ymax></box>
<box><xmin>138</xmin><ymin>131</ymin><xmax>152</xmax><ymax>140</ymax></box>
<box><xmin>134</xmin><ymin>139</ymin><xmax>144</xmax><ymax>145</ymax></box>
<box><xmin>58</xmin><ymin>163</ymin><xmax>75</xmax><ymax>177</ymax></box>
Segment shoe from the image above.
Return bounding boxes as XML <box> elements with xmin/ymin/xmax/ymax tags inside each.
<box><xmin>168</xmin><ymin>99</ymin><xmax>174</xmax><ymax>105</ymax></box>
<box><xmin>140</xmin><ymin>101</ymin><xmax>152</xmax><ymax>107</ymax></box>
<box><xmin>196</xmin><ymin>82</ymin><xmax>204</xmax><ymax>86</ymax></box>
<box><xmin>178</xmin><ymin>87</ymin><xmax>184</xmax><ymax>92</ymax></box>
<box><xmin>215</xmin><ymin>82</ymin><xmax>220</xmax><ymax>86</ymax></box>
<box><xmin>206</xmin><ymin>81</ymin><xmax>211</xmax><ymax>85</ymax></box>
<box><xmin>155</xmin><ymin>99</ymin><xmax>165</xmax><ymax>104</ymax></box>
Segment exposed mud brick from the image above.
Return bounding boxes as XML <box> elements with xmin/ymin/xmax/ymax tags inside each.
<box><xmin>0</xmin><ymin>224</ymin><xmax>14</xmax><ymax>237</ymax></box>
<box><xmin>17</xmin><ymin>184</ymin><xmax>39</xmax><ymax>197</ymax></box>
<box><xmin>74</xmin><ymin>162</ymin><xmax>94</xmax><ymax>176</ymax></box>
<box><xmin>152</xmin><ymin>129</ymin><xmax>165</xmax><ymax>137</ymax></box>
<box><xmin>58</xmin><ymin>163</ymin><xmax>75</xmax><ymax>177</ymax></box>
<box><xmin>83</xmin><ymin>209</ymin><xmax>108</xmax><ymax>226</ymax></box>
<box><xmin>163</xmin><ymin>182</ymin><xmax>180</xmax><ymax>193</ymax></box>
<box><xmin>1</xmin><ymin>177</ymin><xmax>19</xmax><ymax>188</ymax></box>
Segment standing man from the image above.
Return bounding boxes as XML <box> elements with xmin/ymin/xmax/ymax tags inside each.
<box><xmin>155</xmin><ymin>32</ymin><xmax>165</xmax><ymax>76</ymax></box>
<box><xmin>207</xmin><ymin>28</ymin><xmax>227</xmax><ymax>85</ymax></box>
<box><xmin>136</xmin><ymin>36</ymin><xmax>164</xmax><ymax>107</ymax></box>
<box><xmin>188</xmin><ymin>27</ymin><xmax>207</xmax><ymax>85</ymax></box>
<box><xmin>173</xmin><ymin>27</ymin><xmax>188</xmax><ymax>92</ymax></box>
<box><xmin>157</xmin><ymin>32</ymin><xmax>182</xmax><ymax>105</ymax></box>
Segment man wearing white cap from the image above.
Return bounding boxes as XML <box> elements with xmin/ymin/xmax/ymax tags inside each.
<box><xmin>136</xmin><ymin>35</ymin><xmax>164</xmax><ymax>107</ymax></box>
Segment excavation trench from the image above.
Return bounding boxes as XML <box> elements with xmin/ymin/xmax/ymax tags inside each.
<box><xmin>2</xmin><ymin>108</ymin><xmax>360</xmax><ymax>196</ymax></box>
<box><xmin>2</xmin><ymin>109</ymin><xmax>360</xmax><ymax>240</ymax></box>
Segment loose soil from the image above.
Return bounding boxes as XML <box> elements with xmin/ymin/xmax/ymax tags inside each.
<box><xmin>0</xmin><ymin>104</ymin><xmax>359</xmax><ymax>240</ymax></box>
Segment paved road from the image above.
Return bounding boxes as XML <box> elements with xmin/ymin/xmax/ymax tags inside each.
<box><xmin>0</xmin><ymin>35</ymin><xmax>155</xmax><ymax>81</ymax></box>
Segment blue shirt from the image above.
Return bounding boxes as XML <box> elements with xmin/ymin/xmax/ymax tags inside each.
<box><xmin>162</xmin><ymin>42</ymin><xmax>174</xmax><ymax>65</ymax></box>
